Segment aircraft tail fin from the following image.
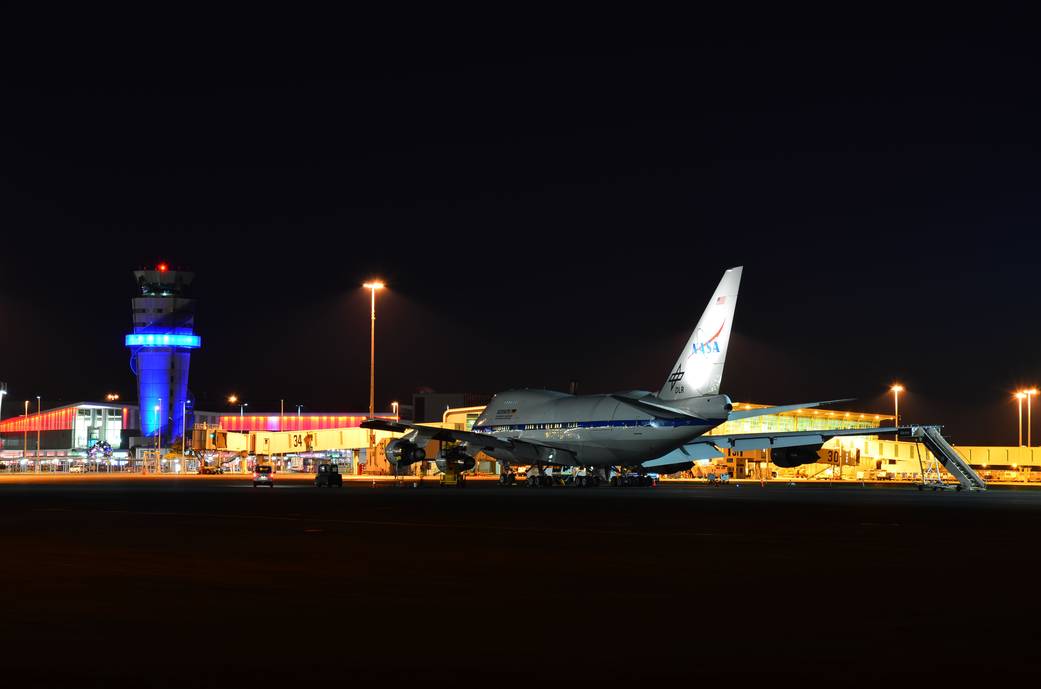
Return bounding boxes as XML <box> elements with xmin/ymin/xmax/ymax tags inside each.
<box><xmin>658</xmin><ymin>266</ymin><xmax>742</xmax><ymax>401</ymax></box>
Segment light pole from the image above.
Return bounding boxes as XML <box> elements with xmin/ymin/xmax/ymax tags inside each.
<box><xmin>181</xmin><ymin>399</ymin><xmax>188</xmax><ymax>473</ymax></box>
<box><xmin>0</xmin><ymin>385</ymin><xmax>5</xmax><ymax>474</ymax></box>
<box><xmin>890</xmin><ymin>384</ymin><xmax>904</xmax><ymax>429</ymax></box>
<box><xmin>1016</xmin><ymin>392</ymin><xmax>1026</xmax><ymax>447</ymax></box>
<box><xmin>229</xmin><ymin>396</ymin><xmax>248</xmax><ymax>473</ymax></box>
<box><xmin>363</xmin><ymin>280</ymin><xmax>384</xmax><ymax>475</ymax></box>
<box><xmin>23</xmin><ymin>400</ymin><xmax>28</xmax><ymax>470</ymax></box>
<box><xmin>391</xmin><ymin>401</ymin><xmax>399</xmax><ymax>418</ymax></box>
<box><xmin>228</xmin><ymin>396</ymin><xmax>248</xmax><ymax>420</ymax></box>
<box><xmin>1027</xmin><ymin>388</ymin><xmax>1039</xmax><ymax>448</ymax></box>
<box><xmin>278</xmin><ymin>399</ymin><xmax>285</xmax><ymax>471</ymax></box>
<box><xmin>35</xmin><ymin>397</ymin><xmax>40</xmax><ymax>472</ymax></box>
<box><xmin>153</xmin><ymin>400</ymin><xmax>161</xmax><ymax>474</ymax></box>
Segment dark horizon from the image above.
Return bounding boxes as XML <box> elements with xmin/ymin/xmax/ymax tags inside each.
<box><xmin>3</xmin><ymin>41</ymin><xmax>1041</xmax><ymax>445</ymax></box>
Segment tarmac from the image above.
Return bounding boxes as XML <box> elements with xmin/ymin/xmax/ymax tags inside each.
<box><xmin>1</xmin><ymin>475</ymin><xmax>1039</xmax><ymax>686</ymax></box>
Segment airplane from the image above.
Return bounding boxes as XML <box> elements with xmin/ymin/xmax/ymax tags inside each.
<box><xmin>363</xmin><ymin>266</ymin><xmax>900</xmax><ymax>485</ymax></box>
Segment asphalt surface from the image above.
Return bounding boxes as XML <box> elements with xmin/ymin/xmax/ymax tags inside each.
<box><xmin>2</xmin><ymin>476</ymin><xmax>1039</xmax><ymax>686</ymax></box>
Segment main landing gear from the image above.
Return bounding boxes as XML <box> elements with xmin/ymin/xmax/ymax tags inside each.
<box><xmin>497</xmin><ymin>466</ymin><xmax>651</xmax><ymax>487</ymax></box>
<box><xmin>525</xmin><ymin>466</ymin><xmax>558</xmax><ymax>487</ymax></box>
<box><xmin>501</xmin><ymin>465</ymin><xmax>565</xmax><ymax>487</ymax></box>
<box><xmin>572</xmin><ymin>472</ymin><xmax>602</xmax><ymax>487</ymax></box>
<box><xmin>609</xmin><ymin>469</ymin><xmax>655</xmax><ymax>487</ymax></box>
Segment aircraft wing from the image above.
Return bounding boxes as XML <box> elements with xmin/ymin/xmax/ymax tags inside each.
<box><xmin>641</xmin><ymin>426</ymin><xmax>901</xmax><ymax>469</ymax></box>
<box><xmin>699</xmin><ymin>425</ymin><xmax>900</xmax><ymax>452</ymax></box>
<box><xmin>360</xmin><ymin>419</ymin><xmax>578</xmax><ymax>464</ymax></box>
<box><xmin>361</xmin><ymin>419</ymin><xmax>514</xmax><ymax>451</ymax></box>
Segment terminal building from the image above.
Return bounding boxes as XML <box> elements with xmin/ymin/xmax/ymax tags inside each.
<box><xmin>0</xmin><ymin>403</ymin><xmax>398</xmax><ymax>471</ymax></box>
<box><xmin>0</xmin><ymin>402</ymin><xmax>140</xmax><ymax>467</ymax></box>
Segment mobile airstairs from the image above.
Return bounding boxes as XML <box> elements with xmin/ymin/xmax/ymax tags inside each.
<box><xmin>900</xmin><ymin>425</ymin><xmax>987</xmax><ymax>491</ymax></box>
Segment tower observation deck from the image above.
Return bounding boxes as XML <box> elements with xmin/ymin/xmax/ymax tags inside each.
<box><xmin>126</xmin><ymin>264</ymin><xmax>201</xmax><ymax>444</ymax></box>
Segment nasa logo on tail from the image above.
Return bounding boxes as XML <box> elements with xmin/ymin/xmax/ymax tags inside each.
<box><xmin>689</xmin><ymin>320</ymin><xmax>726</xmax><ymax>357</ymax></box>
<box><xmin>667</xmin><ymin>319</ymin><xmax>726</xmax><ymax>393</ymax></box>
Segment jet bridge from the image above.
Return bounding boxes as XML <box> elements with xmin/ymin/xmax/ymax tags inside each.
<box><xmin>902</xmin><ymin>425</ymin><xmax>987</xmax><ymax>491</ymax></box>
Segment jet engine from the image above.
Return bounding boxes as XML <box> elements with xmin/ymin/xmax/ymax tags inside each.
<box><xmin>769</xmin><ymin>446</ymin><xmax>823</xmax><ymax>468</ymax></box>
<box><xmin>436</xmin><ymin>448</ymin><xmax>476</xmax><ymax>473</ymax></box>
<box><xmin>385</xmin><ymin>438</ymin><xmax>426</xmax><ymax>467</ymax></box>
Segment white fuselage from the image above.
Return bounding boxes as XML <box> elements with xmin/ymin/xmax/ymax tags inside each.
<box><xmin>469</xmin><ymin>389</ymin><xmax>730</xmax><ymax>468</ymax></box>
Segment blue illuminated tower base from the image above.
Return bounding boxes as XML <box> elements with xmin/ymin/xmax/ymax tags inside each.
<box><xmin>127</xmin><ymin>266</ymin><xmax>200</xmax><ymax>445</ymax></box>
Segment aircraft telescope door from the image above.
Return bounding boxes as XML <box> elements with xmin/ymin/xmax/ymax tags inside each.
<box><xmin>593</xmin><ymin>396</ymin><xmax>622</xmax><ymax>433</ymax></box>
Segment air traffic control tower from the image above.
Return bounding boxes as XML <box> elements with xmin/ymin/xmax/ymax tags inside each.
<box><xmin>126</xmin><ymin>264</ymin><xmax>200</xmax><ymax>444</ymax></box>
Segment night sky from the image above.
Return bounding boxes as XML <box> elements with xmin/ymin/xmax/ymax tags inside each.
<box><xmin>2</xmin><ymin>40</ymin><xmax>1039</xmax><ymax>444</ymax></box>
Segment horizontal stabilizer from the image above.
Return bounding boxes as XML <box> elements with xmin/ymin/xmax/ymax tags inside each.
<box><xmin>727</xmin><ymin>398</ymin><xmax>855</xmax><ymax>421</ymax></box>
<box><xmin>611</xmin><ymin>395</ymin><xmax>705</xmax><ymax>421</ymax></box>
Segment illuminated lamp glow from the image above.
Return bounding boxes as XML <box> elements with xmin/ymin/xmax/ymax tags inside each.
<box><xmin>157</xmin><ymin>263</ymin><xmax>169</xmax><ymax>272</ymax></box>
<box><xmin>125</xmin><ymin>334</ymin><xmax>201</xmax><ymax>348</ymax></box>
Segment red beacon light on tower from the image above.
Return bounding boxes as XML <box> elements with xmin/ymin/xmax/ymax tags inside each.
<box><xmin>157</xmin><ymin>262</ymin><xmax>169</xmax><ymax>273</ymax></box>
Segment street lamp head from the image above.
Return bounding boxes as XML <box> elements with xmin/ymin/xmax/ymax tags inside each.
<box><xmin>890</xmin><ymin>384</ymin><xmax>904</xmax><ymax>393</ymax></box>
<box><xmin>363</xmin><ymin>281</ymin><xmax>385</xmax><ymax>290</ymax></box>
<box><xmin>1027</xmin><ymin>388</ymin><xmax>1039</xmax><ymax>396</ymax></box>
<box><xmin>228</xmin><ymin>394</ymin><xmax>238</xmax><ymax>404</ymax></box>
<box><xmin>1016</xmin><ymin>391</ymin><xmax>1027</xmax><ymax>400</ymax></box>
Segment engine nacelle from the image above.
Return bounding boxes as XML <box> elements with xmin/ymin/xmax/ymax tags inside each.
<box><xmin>436</xmin><ymin>449</ymin><xmax>476</xmax><ymax>473</ymax></box>
<box><xmin>770</xmin><ymin>446</ymin><xmax>823</xmax><ymax>468</ymax></box>
<box><xmin>385</xmin><ymin>439</ymin><xmax>426</xmax><ymax>467</ymax></box>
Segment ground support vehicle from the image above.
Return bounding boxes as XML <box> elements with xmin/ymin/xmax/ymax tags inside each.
<box><xmin>440</xmin><ymin>469</ymin><xmax>466</xmax><ymax>487</ymax></box>
<box><xmin>314</xmin><ymin>463</ymin><xmax>343</xmax><ymax>487</ymax></box>
<box><xmin>253</xmin><ymin>464</ymin><xmax>274</xmax><ymax>488</ymax></box>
